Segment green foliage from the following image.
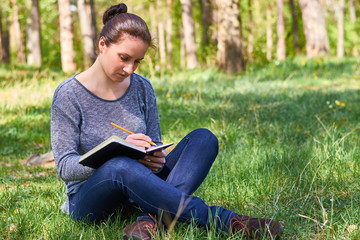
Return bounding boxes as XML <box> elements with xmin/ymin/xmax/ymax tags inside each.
<box><xmin>1</xmin><ymin>58</ymin><xmax>360</xmax><ymax>239</ymax></box>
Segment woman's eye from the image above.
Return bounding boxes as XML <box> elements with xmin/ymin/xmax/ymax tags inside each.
<box><xmin>120</xmin><ymin>56</ymin><xmax>128</xmax><ymax>61</ymax></box>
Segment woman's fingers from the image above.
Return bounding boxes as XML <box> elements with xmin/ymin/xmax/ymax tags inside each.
<box><xmin>125</xmin><ymin>133</ymin><xmax>152</xmax><ymax>149</ymax></box>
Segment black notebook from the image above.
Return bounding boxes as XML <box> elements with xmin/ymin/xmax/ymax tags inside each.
<box><xmin>79</xmin><ymin>135</ymin><xmax>173</xmax><ymax>169</ymax></box>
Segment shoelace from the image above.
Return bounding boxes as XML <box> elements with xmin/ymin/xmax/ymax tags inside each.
<box><xmin>230</xmin><ymin>216</ymin><xmax>249</xmax><ymax>236</ymax></box>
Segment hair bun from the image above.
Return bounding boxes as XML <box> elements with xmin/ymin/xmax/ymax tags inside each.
<box><xmin>103</xmin><ymin>3</ymin><xmax>128</xmax><ymax>25</ymax></box>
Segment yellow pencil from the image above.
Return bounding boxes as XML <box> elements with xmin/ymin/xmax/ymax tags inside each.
<box><xmin>110</xmin><ymin>122</ymin><xmax>155</xmax><ymax>145</ymax></box>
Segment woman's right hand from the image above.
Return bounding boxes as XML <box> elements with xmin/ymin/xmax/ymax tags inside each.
<box><xmin>125</xmin><ymin>133</ymin><xmax>152</xmax><ymax>150</ymax></box>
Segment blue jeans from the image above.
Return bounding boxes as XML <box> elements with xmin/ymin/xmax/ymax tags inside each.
<box><xmin>69</xmin><ymin>128</ymin><xmax>237</xmax><ymax>231</ymax></box>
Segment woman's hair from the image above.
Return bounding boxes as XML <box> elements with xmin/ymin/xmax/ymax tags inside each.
<box><xmin>100</xmin><ymin>3</ymin><xmax>153</xmax><ymax>48</ymax></box>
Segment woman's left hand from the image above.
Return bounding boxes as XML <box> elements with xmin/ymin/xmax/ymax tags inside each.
<box><xmin>139</xmin><ymin>150</ymin><xmax>166</xmax><ymax>172</ymax></box>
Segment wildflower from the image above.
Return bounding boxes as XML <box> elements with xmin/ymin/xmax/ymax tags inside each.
<box><xmin>296</xmin><ymin>126</ymin><xmax>300</xmax><ymax>131</ymax></box>
<box><xmin>329</xmin><ymin>105</ymin><xmax>333</xmax><ymax>109</ymax></box>
<box><xmin>314</xmin><ymin>76</ymin><xmax>318</xmax><ymax>80</ymax></box>
<box><xmin>326</xmin><ymin>101</ymin><xmax>330</xmax><ymax>105</ymax></box>
<box><xmin>340</xmin><ymin>102</ymin><xmax>346</xmax><ymax>107</ymax></box>
<box><xmin>238</xmin><ymin>117</ymin><xmax>243</xmax><ymax>121</ymax></box>
<box><xmin>335</xmin><ymin>100</ymin><xmax>341</xmax><ymax>106</ymax></box>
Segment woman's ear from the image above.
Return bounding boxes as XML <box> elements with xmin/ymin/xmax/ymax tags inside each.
<box><xmin>98</xmin><ymin>37</ymin><xmax>106</xmax><ymax>54</ymax></box>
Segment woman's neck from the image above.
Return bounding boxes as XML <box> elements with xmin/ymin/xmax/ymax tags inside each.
<box><xmin>77</xmin><ymin>59</ymin><xmax>131</xmax><ymax>100</ymax></box>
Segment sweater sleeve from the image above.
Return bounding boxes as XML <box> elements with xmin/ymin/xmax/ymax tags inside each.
<box><xmin>51</xmin><ymin>85</ymin><xmax>95</xmax><ymax>182</ymax></box>
<box><xmin>143</xmin><ymin>80</ymin><xmax>162</xmax><ymax>145</ymax></box>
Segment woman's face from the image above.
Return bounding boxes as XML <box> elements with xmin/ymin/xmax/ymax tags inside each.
<box><xmin>98</xmin><ymin>35</ymin><xmax>149</xmax><ymax>82</ymax></box>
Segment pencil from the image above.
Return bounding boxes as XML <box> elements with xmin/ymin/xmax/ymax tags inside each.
<box><xmin>110</xmin><ymin>122</ymin><xmax>156</xmax><ymax>145</ymax></box>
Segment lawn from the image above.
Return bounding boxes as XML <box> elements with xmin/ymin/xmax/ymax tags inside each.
<box><xmin>1</xmin><ymin>58</ymin><xmax>360</xmax><ymax>239</ymax></box>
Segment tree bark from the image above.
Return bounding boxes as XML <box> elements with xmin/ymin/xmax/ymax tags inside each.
<box><xmin>289</xmin><ymin>0</ymin><xmax>300</xmax><ymax>55</ymax></box>
<box><xmin>26</xmin><ymin>0</ymin><xmax>42</xmax><ymax>66</ymax></box>
<box><xmin>166</xmin><ymin>0</ymin><xmax>173</xmax><ymax>67</ymax></box>
<box><xmin>276</xmin><ymin>0</ymin><xmax>286</xmax><ymax>60</ymax></box>
<box><xmin>349</xmin><ymin>0</ymin><xmax>356</xmax><ymax>23</ymax></box>
<box><xmin>157</xmin><ymin>0</ymin><xmax>166</xmax><ymax>68</ymax></box>
<box><xmin>299</xmin><ymin>0</ymin><xmax>330</xmax><ymax>57</ymax></box>
<box><xmin>0</xmin><ymin>9</ymin><xmax>10</xmax><ymax>63</ymax></box>
<box><xmin>247</xmin><ymin>0</ymin><xmax>253</xmax><ymax>62</ymax></box>
<box><xmin>337</xmin><ymin>0</ymin><xmax>344</xmax><ymax>58</ymax></box>
<box><xmin>180</xmin><ymin>0</ymin><xmax>198</xmax><ymax>69</ymax></box>
<box><xmin>77</xmin><ymin>0</ymin><xmax>96</xmax><ymax>68</ymax></box>
<box><xmin>266</xmin><ymin>3</ymin><xmax>272</xmax><ymax>61</ymax></box>
<box><xmin>58</xmin><ymin>0</ymin><xmax>76</xmax><ymax>72</ymax></box>
<box><xmin>349</xmin><ymin>0</ymin><xmax>358</xmax><ymax>56</ymax></box>
<box><xmin>216</xmin><ymin>0</ymin><xmax>245</xmax><ymax>73</ymax></box>
<box><xmin>201</xmin><ymin>0</ymin><xmax>211</xmax><ymax>46</ymax></box>
<box><xmin>89</xmin><ymin>0</ymin><xmax>97</xmax><ymax>48</ymax></box>
<box><xmin>10</xmin><ymin>0</ymin><xmax>25</xmax><ymax>63</ymax></box>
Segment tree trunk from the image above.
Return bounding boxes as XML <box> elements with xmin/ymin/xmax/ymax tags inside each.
<box><xmin>180</xmin><ymin>0</ymin><xmax>198</xmax><ymax>69</ymax></box>
<box><xmin>0</xmin><ymin>9</ymin><xmax>10</xmax><ymax>63</ymax></box>
<box><xmin>26</xmin><ymin>0</ymin><xmax>42</xmax><ymax>66</ymax></box>
<box><xmin>337</xmin><ymin>0</ymin><xmax>344</xmax><ymax>58</ymax></box>
<box><xmin>266</xmin><ymin>3</ymin><xmax>272</xmax><ymax>61</ymax></box>
<box><xmin>77</xmin><ymin>0</ymin><xmax>96</xmax><ymax>68</ymax></box>
<box><xmin>149</xmin><ymin>2</ymin><xmax>159</xmax><ymax>70</ymax></box>
<box><xmin>299</xmin><ymin>0</ymin><xmax>330</xmax><ymax>57</ymax></box>
<box><xmin>89</xmin><ymin>0</ymin><xmax>97</xmax><ymax>48</ymax></box>
<box><xmin>58</xmin><ymin>0</ymin><xmax>76</xmax><ymax>72</ymax></box>
<box><xmin>180</xmin><ymin>30</ymin><xmax>185</xmax><ymax>68</ymax></box>
<box><xmin>349</xmin><ymin>0</ymin><xmax>356</xmax><ymax>23</ymax></box>
<box><xmin>349</xmin><ymin>0</ymin><xmax>358</xmax><ymax>56</ymax></box>
<box><xmin>10</xmin><ymin>0</ymin><xmax>25</xmax><ymax>63</ymax></box>
<box><xmin>157</xmin><ymin>0</ymin><xmax>166</xmax><ymax>69</ymax></box>
<box><xmin>201</xmin><ymin>0</ymin><xmax>211</xmax><ymax>46</ymax></box>
<box><xmin>166</xmin><ymin>0</ymin><xmax>173</xmax><ymax>67</ymax></box>
<box><xmin>276</xmin><ymin>0</ymin><xmax>286</xmax><ymax>60</ymax></box>
<box><xmin>247</xmin><ymin>0</ymin><xmax>253</xmax><ymax>62</ymax></box>
<box><xmin>289</xmin><ymin>0</ymin><xmax>300</xmax><ymax>55</ymax></box>
<box><xmin>216</xmin><ymin>0</ymin><xmax>245</xmax><ymax>73</ymax></box>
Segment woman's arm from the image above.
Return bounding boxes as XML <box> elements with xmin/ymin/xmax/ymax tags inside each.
<box><xmin>51</xmin><ymin>88</ymin><xmax>95</xmax><ymax>182</ymax></box>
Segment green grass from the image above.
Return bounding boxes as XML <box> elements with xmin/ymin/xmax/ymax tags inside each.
<box><xmin>1</xmin><ymin>57</ymin><xmax>360</xmax><ymax>239</ymax></box>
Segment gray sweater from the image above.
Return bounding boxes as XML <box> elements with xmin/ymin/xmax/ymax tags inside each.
<box><xmin>51</xmin><ymin>73</ymin><xmax>162</xmax><ymax>213</ymax></box>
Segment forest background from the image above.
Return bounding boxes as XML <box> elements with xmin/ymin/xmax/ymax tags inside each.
<box><xmin>1</xmin><ymin>0</ymin><xmax>359</xmax><ymax>73</ymax></box>
<box><xmin>1</xmin><ymin>0</ymin><xmax>360</xmax><ymax>239</ymax></box>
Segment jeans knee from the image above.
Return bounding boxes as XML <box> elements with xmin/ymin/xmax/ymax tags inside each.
<box><xmin>192</xmin><ymin>128</ymin><xmax>219</xmax><ymax>150</ymax></box>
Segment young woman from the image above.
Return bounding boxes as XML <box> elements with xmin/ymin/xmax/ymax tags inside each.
<box><xmin>51</xmin><ymin>3</ymin><xmax>282</xmax><ymax>239</ymax></box>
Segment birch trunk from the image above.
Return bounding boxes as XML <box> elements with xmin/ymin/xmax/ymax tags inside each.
<box><xmin>276</xmin><ymin>0</ymin><xmax>286</xmax><ymax>60</ymax></box>
<box><xmin>166</xmin><ymin>0</ymin><xmax>173</xmax><ymax>67</ymax></box>
<box><xmin>299</xmin><ymin>0</ymin><xmax>330</xmax><ymax>57</ymax></box>
<box><xmin>337</xmin><ymin>0</ymin><xmax>344</xmax><ymax>58</ymax></box>
<box><xmin>266</xmin><ymin>4</ymin><xmax>272</xmax><ymax>61</ymax></box>
<box><xmin>349</xmin><ymin>0</ymin><xmax>358</xmax><ymax>56</ymax></box>
<box><xmin>349</xmin><ymin>0</ymin><xmax>356</xmax><ymax>23</ymax></box>
<box><xmin>58</xmin><ymin>0</ymin><xmax>76</xmax><ymax>72</ymax></box>
<box><xmin>26</xmin><ymin>0</ymin><xmax>42</xmax><ymax>66</ymax></box>
<box><xmin>180</xmin><ymin>0</ymin><xmax>198</xmax><ymax>69</ymax></box>
<box><xmin>10</xmin><ymin>0</ymin><xmax>25</xmax><ymax>63</ymax></box>
<box><xmin>78</xmin><ymin>0</ymin><xmax>96</xmax><ymax>67</ymax></box>
<box><xmin>157</xmin><ymin>0</ymin><xmax>166</xmax><ymax>68</ymax></box>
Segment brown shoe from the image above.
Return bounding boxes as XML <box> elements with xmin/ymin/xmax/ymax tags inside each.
<box><xmin>230</xmin><ymin>214</ymin><xmax>283</xmax><ymax>239</ymax></box>
<box><xmin>123</xmin><ymin>215</ymin><xmax>157</xmax><ymax>240</ymax></box>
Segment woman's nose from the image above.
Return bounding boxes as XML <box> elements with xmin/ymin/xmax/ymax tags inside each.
<box><xmin>123</xmin><ymin>62</ymin><xmax>134</xmax><ymax>74</ymax></box>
